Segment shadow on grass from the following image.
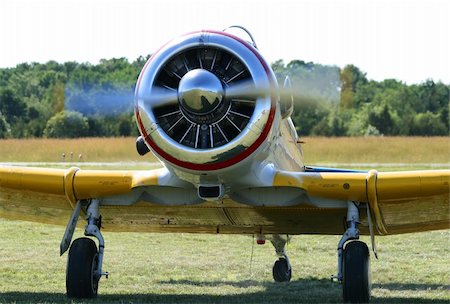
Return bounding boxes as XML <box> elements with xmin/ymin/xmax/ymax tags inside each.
<box><xmin>0</xmin><ymin>279</ymin><xmax>448</xmax><ymax>304</ymax></box>
<box><xmin>372</xmin><ymin>282</ymin><xmax>450</xmax><ymax>291</ymax></box>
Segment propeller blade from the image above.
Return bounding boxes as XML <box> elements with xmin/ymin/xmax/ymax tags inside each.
<box><xmin>139</xmin><ymin>86</ymin><xmax>179</xmax><ymax>108</ymax></box>
<box><xmin>224</xmin><ymin>79</ymin><xmax>262</xmax><ymax>99</ymax></box>
<box><xmin>225</xmin><ymin>79</ymin><xmax>326</xmax><ymax>107</ymax></box>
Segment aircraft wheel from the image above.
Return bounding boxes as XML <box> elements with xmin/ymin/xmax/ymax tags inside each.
<box><xmin>342</xmin><ymin>241</ymin><xmax>371</xmax><ymax>303</ymax></box>
<box><xmin>272</xmin><ymin>258</ymin><xmax>292</xmax><ymax>282</ymax></box>
<box><xmin>66</xmin><ymin>237</ymin><xmax>99</xmax><ymax>298</ymax></box>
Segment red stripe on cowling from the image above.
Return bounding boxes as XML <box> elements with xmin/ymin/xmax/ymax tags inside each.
<box><xmin>136</xmin><ymin>30</ymin><xmax>276</xmax><ymax>171</ymax></box>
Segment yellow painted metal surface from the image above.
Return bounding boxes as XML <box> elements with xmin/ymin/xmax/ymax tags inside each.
<box><xmin>376</xmin><ymin>170</ymin><xmax>450</xmax><ymax>234</ymax></box>
<box><xmin>64</xmin><ymin>167</ymin><xmax>79</xmax><ymax>208</ymax></box>
<box><xmin>97</xmin><ymin>200</ymin><xmax>352</xmax><ymax>235</ymax></box>
<box><xmin>0</xmin><ymin>187</ymin><xmax>73</xmax><ymax>226</ymax></box>
<box><xmin>274</xmin><ymin>171</ymin><xmax>368</xmax><ymax>202</ymax></box>
<box><xmin>273</xmin><ymin>169</ymin><xmax>450</xmax><ymax>234</ymax></box>
<box><xmin>377</xmin><ymin>170</ymin><xmax>450</xmax><ymax>200</ymax></box>
<box><xmin>0</xmin><ymin>166</ymin><xmax>449</xmax><ymax>235</ymax></box>
<box><xmin>73</xmin><ymin>169</ymin><xmax>160</xmax><ymax>199</ymax></box>
<box><xmin>0</xmin><ymin>166</ymin><xmax>160</xmax><ymax>227</ymax></box>
<box><xmin>0</xmin><ymin>166</ymin><xmax>66</xmax><ymax>195</ymax></box>
<box><xmin>366</xmin><ymin>170</ymin><xmax>388</xmax><ymax>235</ymax></box>
<box><xmin>0</xmin><ymin>165</ymin><xmax>161</xmax><ymax>199</ymax></box>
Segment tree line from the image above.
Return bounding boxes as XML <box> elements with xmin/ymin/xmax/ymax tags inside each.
<box><xmin>0</xmin><ymin>56</ymin><xmax>448</xmax><ymax>139</ymax></box>
<box><xmin>272</xmin><ymin>60</ymin><xmax>449</xmax><ymax>136</ymax></box>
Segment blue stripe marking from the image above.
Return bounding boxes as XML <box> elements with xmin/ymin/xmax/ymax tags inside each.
<box><xmin>305</xmin><ymin>166</ymin><xmax>368</xmax><ymax>173</ymax></box>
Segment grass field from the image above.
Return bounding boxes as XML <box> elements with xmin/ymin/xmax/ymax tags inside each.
<box><xmin>0</xmin><ymin>136</ymin><xmax>449</xmax><ymax>165</ymax></box>
<box><xmin>0</xmin><ymin>137</ymin><xmax>449</xmax><ymax>303</ymax></box>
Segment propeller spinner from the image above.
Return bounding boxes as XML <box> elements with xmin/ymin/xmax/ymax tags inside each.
<box><xmin>178</xmin><ymin>69</ymin><xmax>224</xmax><ymax>115</ymax></box>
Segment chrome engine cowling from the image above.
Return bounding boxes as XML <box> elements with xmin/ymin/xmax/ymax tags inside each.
<box><xmin>135</xmin><ymin>30</ymin><xmax>277</xmax><ymax>171</ymax></box>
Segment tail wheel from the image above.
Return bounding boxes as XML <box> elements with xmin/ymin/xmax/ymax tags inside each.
<box><xmin>342</xmin><ymin>241</ymin><xmax>371</xmax><ymax>303</ymax></box>
<box><xmin>66</xmin><ymin>237</ymin><xmax>99</xmax><ymax>298</ymax></box>
<box><xmin>272</xmin><ymin>258</ymin><xmax>292</xmax><ymax>282</ymax></box>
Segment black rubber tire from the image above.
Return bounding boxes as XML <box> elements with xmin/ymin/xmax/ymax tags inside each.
<box><xmin>66</xmin><ymin>237</ymin><xmax>99</xmax><ymax>298</ymax></box>
<box><xmin>272</xmin><ymin>258</ymin><xmax>292</xmax><ymax>282</ymax></box>
<box><xmin>342</xmin><ymin>241</ymin><xmax>371</xmax><ymax>303</ymax></box>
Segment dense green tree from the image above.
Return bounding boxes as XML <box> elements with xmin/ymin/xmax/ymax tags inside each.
<box><xmin>86</xmin><ymin>116</ymin><xmax>105</xmax><ymax>137</ymax></box>
<box><xmin>0</xmin><ymin>56</ymin><xmax>448</xmax><ymax>138</ymax></box>
<box><xmin>368</xmin><ymin>104</ymin><xmax>394</xmax><ymax>135</ymax></box>
<box><xmin>0</xmin><ymin>113</ymin><xmax>10</xmax><ymax>138</ymax></box>
<box><xmin>291</xmin><ymin>100</ymin><xmax>330</xmax><ymax>135</ymax></box>
<box><xmin>411</xmin><ymin>112</ymin><xmax>447</xmax><ymax>136</ymax></box>
<box><xmin>44</xmin><ymin>111</ymin><xmax>89</xmax><ymax>138</ymax></box>
<box><xmin>0</xmin><ymin>88</ymin><xmax>26</xmax><ymax>120</ymax></box>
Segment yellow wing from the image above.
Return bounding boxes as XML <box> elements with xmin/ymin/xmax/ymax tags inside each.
<box><xmin>274</xmin><ymin>169</ymin><xmax>450</xmax><ymax>235</ymax></box>
<box><xmin>0</xmin><ymin>166</ymin><xmax>161</xmax><ymax>227</ymax></box>
<box><xmin>1</xmin><ymin>166</ymin><xmax>449</xmax><ymax>236</ymax></box>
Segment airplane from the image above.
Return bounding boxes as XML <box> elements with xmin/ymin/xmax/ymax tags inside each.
<box><xmin>0</xmin><ymin>26</ymin><xmax>449</xmax><ymax>303</ymax></box>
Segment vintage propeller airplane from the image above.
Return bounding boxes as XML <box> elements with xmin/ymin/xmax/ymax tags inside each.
<box><xmin>0</xmin><ymin>27</ymin><xmax>449</xmax><ymax>303</ymax></box>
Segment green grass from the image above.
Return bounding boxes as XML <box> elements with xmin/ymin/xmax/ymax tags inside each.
<box><xmin>0</xmin><ymin>219</ymin><xmax>448</xmax><ymax>304</ymax></box>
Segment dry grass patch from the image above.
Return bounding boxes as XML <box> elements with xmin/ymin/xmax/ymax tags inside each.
<box><xmin>1</xmin><ymin>137</ymin><xmax>449</xmax><ymax>165</ymax></box>
<box><xmin>301</xmin><ymin>137</ymin><xmax>450</xmax><ymax>164</ymax></box>
<box><xmin>0</xmin><ymin>137</ymin><xmax>156</xmax><ymax>163</ymax></box>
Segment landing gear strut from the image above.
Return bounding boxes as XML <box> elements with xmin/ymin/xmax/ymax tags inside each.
<box><xmin>332</xmin><ymin>201</ymin><xmax>371</xmax><ymax>303</ymax></box>
<box><xmin>270</xmin><ymin>234</ymin><xmax>292</xmax><ymax>282</ymax></box>
<box><xmin>62</xmin><ymin>199</ymin><xmax>109</xmax><ymax>298</ymax></box>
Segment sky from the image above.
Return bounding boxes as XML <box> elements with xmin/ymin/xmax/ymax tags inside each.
<box><xmin>0</xmin><ymin>0</ymin><xmax>448</xmax><ymax>84</ymax></box>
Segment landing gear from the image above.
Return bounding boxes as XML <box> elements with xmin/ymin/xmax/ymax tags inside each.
<box><xmin>273</xmin><ymin>257</ymin><xmax>292</xmax><ymax>282</ymax></box>
<box><xmin>332</xmin><ymin>201</ymin><xmax>371</xmax><ymax>303</ymax></box>
<box><xmin>66</xmin><ymin>238</ymin><xmax>99</xmax><ymax>298</ymax></box>
<box><xmin>343</xmin><ymin>241</ymin><xmax>370</xmax><ymax>303</ymax></box>
<box><xmin>61</xmin><ymin>199</ymin><xmax>108</xmax><ymax>299</ymax></box>
<box><xmin>270</xmin><ymin>234</ymin><xmax>292</xmax><ymax>282</ymax></box>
